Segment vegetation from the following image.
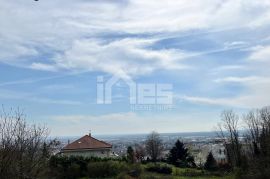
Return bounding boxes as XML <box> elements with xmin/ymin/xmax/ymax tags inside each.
<box><xmin>218</xmin><ymin>106</ymin><xmax>270</xmax><ymax>179</ymax></box>
<box><xmin>145</xmin><ymin>131</ymin><xmax>163</xmax><ymax>162</ymax></box>
<box><xmin>0</xmin><ymin>108</ymin><xmax>59</xmax><ymax>179</ymax></box>
<box><xmin>145</xmin><ymin>163</ymin><xmax>172</xmax><ymax>174</ymax></box>
<box><xmin>135</xmin><ymin>144</ymin><xmax>146</xmax><ymax>162</ymax></box>
<box><xmin>204</xmin><ymin>152</ymin><xmax>218</xmax><ymax>171</ymax></box>
<box><xmin>167</xmin><ymin>140</ymin><xmax>196</xmax><ymax>167</ymax></box>
<box><xmin>127</xmin><ymin>146</ymin><xmax>135</xmax><ymax>163</ymax></box>
<box><xmin>0</xmin><ymin>108</ymin><xmax>237</xmax><ymax>179</ymax></box>
<box><xmin>49</xmin><ymin>155</ymin><xmax>143</xmax><ymax>178</ymax></box>
<box><xmin>48</xmin><ymin>155</ymin><xmax>233</xmax><ymax>178</ymax></box>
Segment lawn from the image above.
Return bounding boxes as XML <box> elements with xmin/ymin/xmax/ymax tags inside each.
<box><xmin>140</xmin><ymin>172</ymin><xmax>234</xmax><ymax>179</ymax></box>
<box><xmin>139</xmin><ymin>165</ymin><xmax>235</xmax><ymax>179</ymax></box>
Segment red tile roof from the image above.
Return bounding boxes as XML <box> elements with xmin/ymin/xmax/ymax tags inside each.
<box><xmin>62</xmin><ymin>135</ymin><xmax>112</xmax><ymax>151</ymax></box>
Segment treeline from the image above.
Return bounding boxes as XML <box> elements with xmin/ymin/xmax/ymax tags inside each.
<box><xmin>218</xmin><ymin>106</ymin><xmax>270</xmax><ymax>179</ymax></box>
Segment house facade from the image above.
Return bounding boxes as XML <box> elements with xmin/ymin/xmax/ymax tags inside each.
<box><xmin>61</xmin><ymin>134</ymin><xmax>112</xmax><ymax>158</ymax></box>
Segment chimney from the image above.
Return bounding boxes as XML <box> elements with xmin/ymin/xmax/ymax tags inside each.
<box><xmin>89</xmin><ymin>130</ymin><xmax>91</xmax><ymax>137</ymax></box>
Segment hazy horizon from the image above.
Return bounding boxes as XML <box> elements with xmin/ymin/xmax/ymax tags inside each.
<box><xmin>51</xmin><ymin>130</ymin><xmax>220</xmax><ymax>138</ymax></box>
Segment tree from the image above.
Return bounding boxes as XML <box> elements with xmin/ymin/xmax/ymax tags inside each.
<box><xmin>135</xmin><ymin>144</ymin><xmax>146</xmax><ymax>162</ymax></box>
<box><xmin>217</xmin><ymin>110</ymin><xmax>242</xmax><ymax>168</ymax></box>
<box><xmin>204</xmin><ymin>152</ymin><xmax>218</xmax><ymax>171</ymax></box>
<box><xmin>145</xmin><ymin>131</ymin><xmax>163</xmax><ymax>162</ymax></box>
<box><xmin>242</xmin><ymin>107</ymin><xmax>270</xmax><ymax>178</ymax></box>
<box><xmin>0</xmin><ymin>107</ymin><xmax>59</xmax><ymax>179</ymax></box>
<box><xmin>127</xmin><ymin>146</ymin><xmax>135</xmax><ymax>163</ymax></box>
<box><xmin>216</xmin><ymin>107</ymin><xmax>270</xmax><ymax>178</ymax></box>
<box><xmin>167</xmin><ymin>140</ymin><xmax>196</xmax><ymax>167</ymax></box>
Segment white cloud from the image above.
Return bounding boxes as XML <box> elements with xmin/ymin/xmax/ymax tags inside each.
<box><xmin>211</xmin><ymin>65</ymin><xmax>247</xmax><ymax>75</ymax></box>
<box><xmin>52</xmin><ymin>38</ymin><xmax>189</xmax><ymax>78</ymax></box>
<box><xmin>181</xmin><ymin>75</ymin><xmax>270</xmax><ymax>108</ymax></box>
<box><xmin>0</xmin><ymin>38</ymin><xmax>38</xmax><ymax>63</ymax></box>
<box><xmin>1</xmin><ymin>0</ymin><xmax>270</xmax><ymax>113</ymax></box>
<box><xmin>30</xmin><ymin>63</ymin><xmax>58</xmax><ymax>72</ymax></box>
<box><xmin>191</xmin><ymin>42</ymin><xmax>270</xmax><ymax>109</ymax></box>
<box><xmin>249</xmin><ymin>45</ymin><xmax>270</xmax><ymax>62</ymax></box>
<box><xmin>51</xmin><ymin>112</ymin><xmax>137</xmax><ymax>123</ymax></box>
<box><xmin>0</xmin><ymin>89</ymin><xmax>82</xmax><ymax>105</ymax></box>
<box><xmin>214</xmin><ymin>76</ymin><xmax>260</xmax><ymax>83</ymax></box>
<box><xmin>181</xmin><ymin>93</ymin><xmax>270</xmax><ymax>109</ymax></box>
<box><xmin>224</xmin><ymin>41</ymin><xmax>249</xmax><ymax>49</ymax></box>
<box><xmin>180</xmin><ymin>95</ymin><xmax>237</xmax><ymax>107</ymax></box>
<box><xmin>1</xmin><ymin>0</ymin><xmax>270</xmax><ymax>77</ymax></box>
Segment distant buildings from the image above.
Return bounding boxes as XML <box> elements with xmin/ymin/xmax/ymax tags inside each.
<box><xmin>192</xmin><ymin>143</ymin><xmax>227</xmax><ymax>166</ymax></box>
<box><xmin>60</xmin><ymin>133</ymin><xmax>112</xmax><ymax>158</ymax></box>
<box><xmin>211</xmin><ymin>144</ymin><xmax>227</xmax><ymax>164</ymax></box>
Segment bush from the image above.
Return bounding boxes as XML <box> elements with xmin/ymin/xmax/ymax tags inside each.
<box><xmin>145</xmin><ymin>163</ymin><xmax>172</xmax><ymax>174</ymax></box>
<box><xmin>127</xmin><ymin>164</ymin><xmax>142</xmax><ymax>177</ymax></box>
<box><xmin>67</xmin><ymin>163</ymin><xmax>81</xmax><ymax>178</ymax></box>
<box><xmin>181</xmin><ymin>168</ymin><xmax>205</xmax><ymax>177</ymax></box>
<box><xmin>87</xmin><ymin>161</ymin><xmax>127</xmax><ymax>178</ymax></box>
<box><xmin>49</xmin><ymin>155</ymin><xmax>129</xmax><ymax>178</ymax></box>
<box><xmin>48</xmin><ymin>156</ymin><xmax>144</xmax><ymax>178</ymax></box>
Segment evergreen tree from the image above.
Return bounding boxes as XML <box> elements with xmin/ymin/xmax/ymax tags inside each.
<box><xmin>204</xmin><ymin>152</ymin><xmax>218</xmax><ymax>171</ymax></box>
<box><xmin>167</xmin><ymin>140</ymin><xmax>196</xmax><ymax>167</ymax></box>
<box><xmin>127</xmin><ymin>146</ymin><xmax>135</xmax><ymax>163</ymax></box>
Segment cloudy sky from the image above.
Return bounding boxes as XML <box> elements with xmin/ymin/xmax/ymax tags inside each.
<box><xmin>0</xmin><ymin>0</ymin><xmax>270</xmax><ymax>136</ymax></box>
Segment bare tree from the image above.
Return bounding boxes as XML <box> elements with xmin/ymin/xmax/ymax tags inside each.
<box><xmin>135</xmin><ymin>144</ymin><xmax>146</xmax><ymax>162</ymax></box>
<box><xmin>0</xmin><ymin>107</ymin><xmax>59</xmax><ymax>179</ymax></box>
<box><xmin>244</xmin><ymin>107</ymin><xmax>270</xmax><ymax>166</ymax></box>
<box><xmin>145</xmin><ymin>131</ymin><xmax>163</xmax><ymax>162</ymax></box>
<box><xmin>243</xmin><ymin>109</ymin><xmax>261</xmax><ymax>156</ymax></box>
<box><xmin>218</xmin><ymin>110</ymin><xmax>242</xmax><ymax>168</ymax></box>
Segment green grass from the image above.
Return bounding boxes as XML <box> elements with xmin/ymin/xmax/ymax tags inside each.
<box><xmin>79</xmin><ymin>163</ymin><xmax>235</xmax><ymax>179</ymax></box>
<box><xmin>140</xmin><ymin>172</ymin><xmax>234</xmax><ymax>179</ymax></box>
<box><xmin>139</xmin><ymin>164</ymin><xmax>235</xmax><ymax>179</ymax></box>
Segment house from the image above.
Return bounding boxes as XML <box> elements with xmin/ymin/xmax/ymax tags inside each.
<box><xmin>61</xmin><ymin>133</ymin><xmax>112</xmax><ymax>158</ymax></box>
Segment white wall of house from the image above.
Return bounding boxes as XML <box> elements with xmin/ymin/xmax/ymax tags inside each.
<box><xmin>62</xmin><ymin>149</ymin><xmax>111</xmax><ymax>158</ymax></box>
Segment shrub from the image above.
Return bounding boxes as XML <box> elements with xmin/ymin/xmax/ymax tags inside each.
<box><xmin>67</xmin><ymin>163</ymin><xmax>81</xmax><ymax>179</ymax></box>
<box><xmin>145</xmin><ymin>163</ymin><xmax>172</xmax><ymax>174</ymax></box>
<box><xmin>87</xmin><ymin>161</ymin><xmax>127</xmax><ymax>178</ymax></box>
<box><xmin>181</xmin><ymin>168</ymin><xmax>204</xmax><ymax>177</ymax></box>
<box><xmin>127</xmin><ymin>164</ymin><xmax>142</xmax><ymax>177</ymax></box>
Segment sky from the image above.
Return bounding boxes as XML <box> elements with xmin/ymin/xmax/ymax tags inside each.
<box><xmin>0</xmin><ymin>0</ymin><xmax>270</xmax><ymax>136</ymax></box>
